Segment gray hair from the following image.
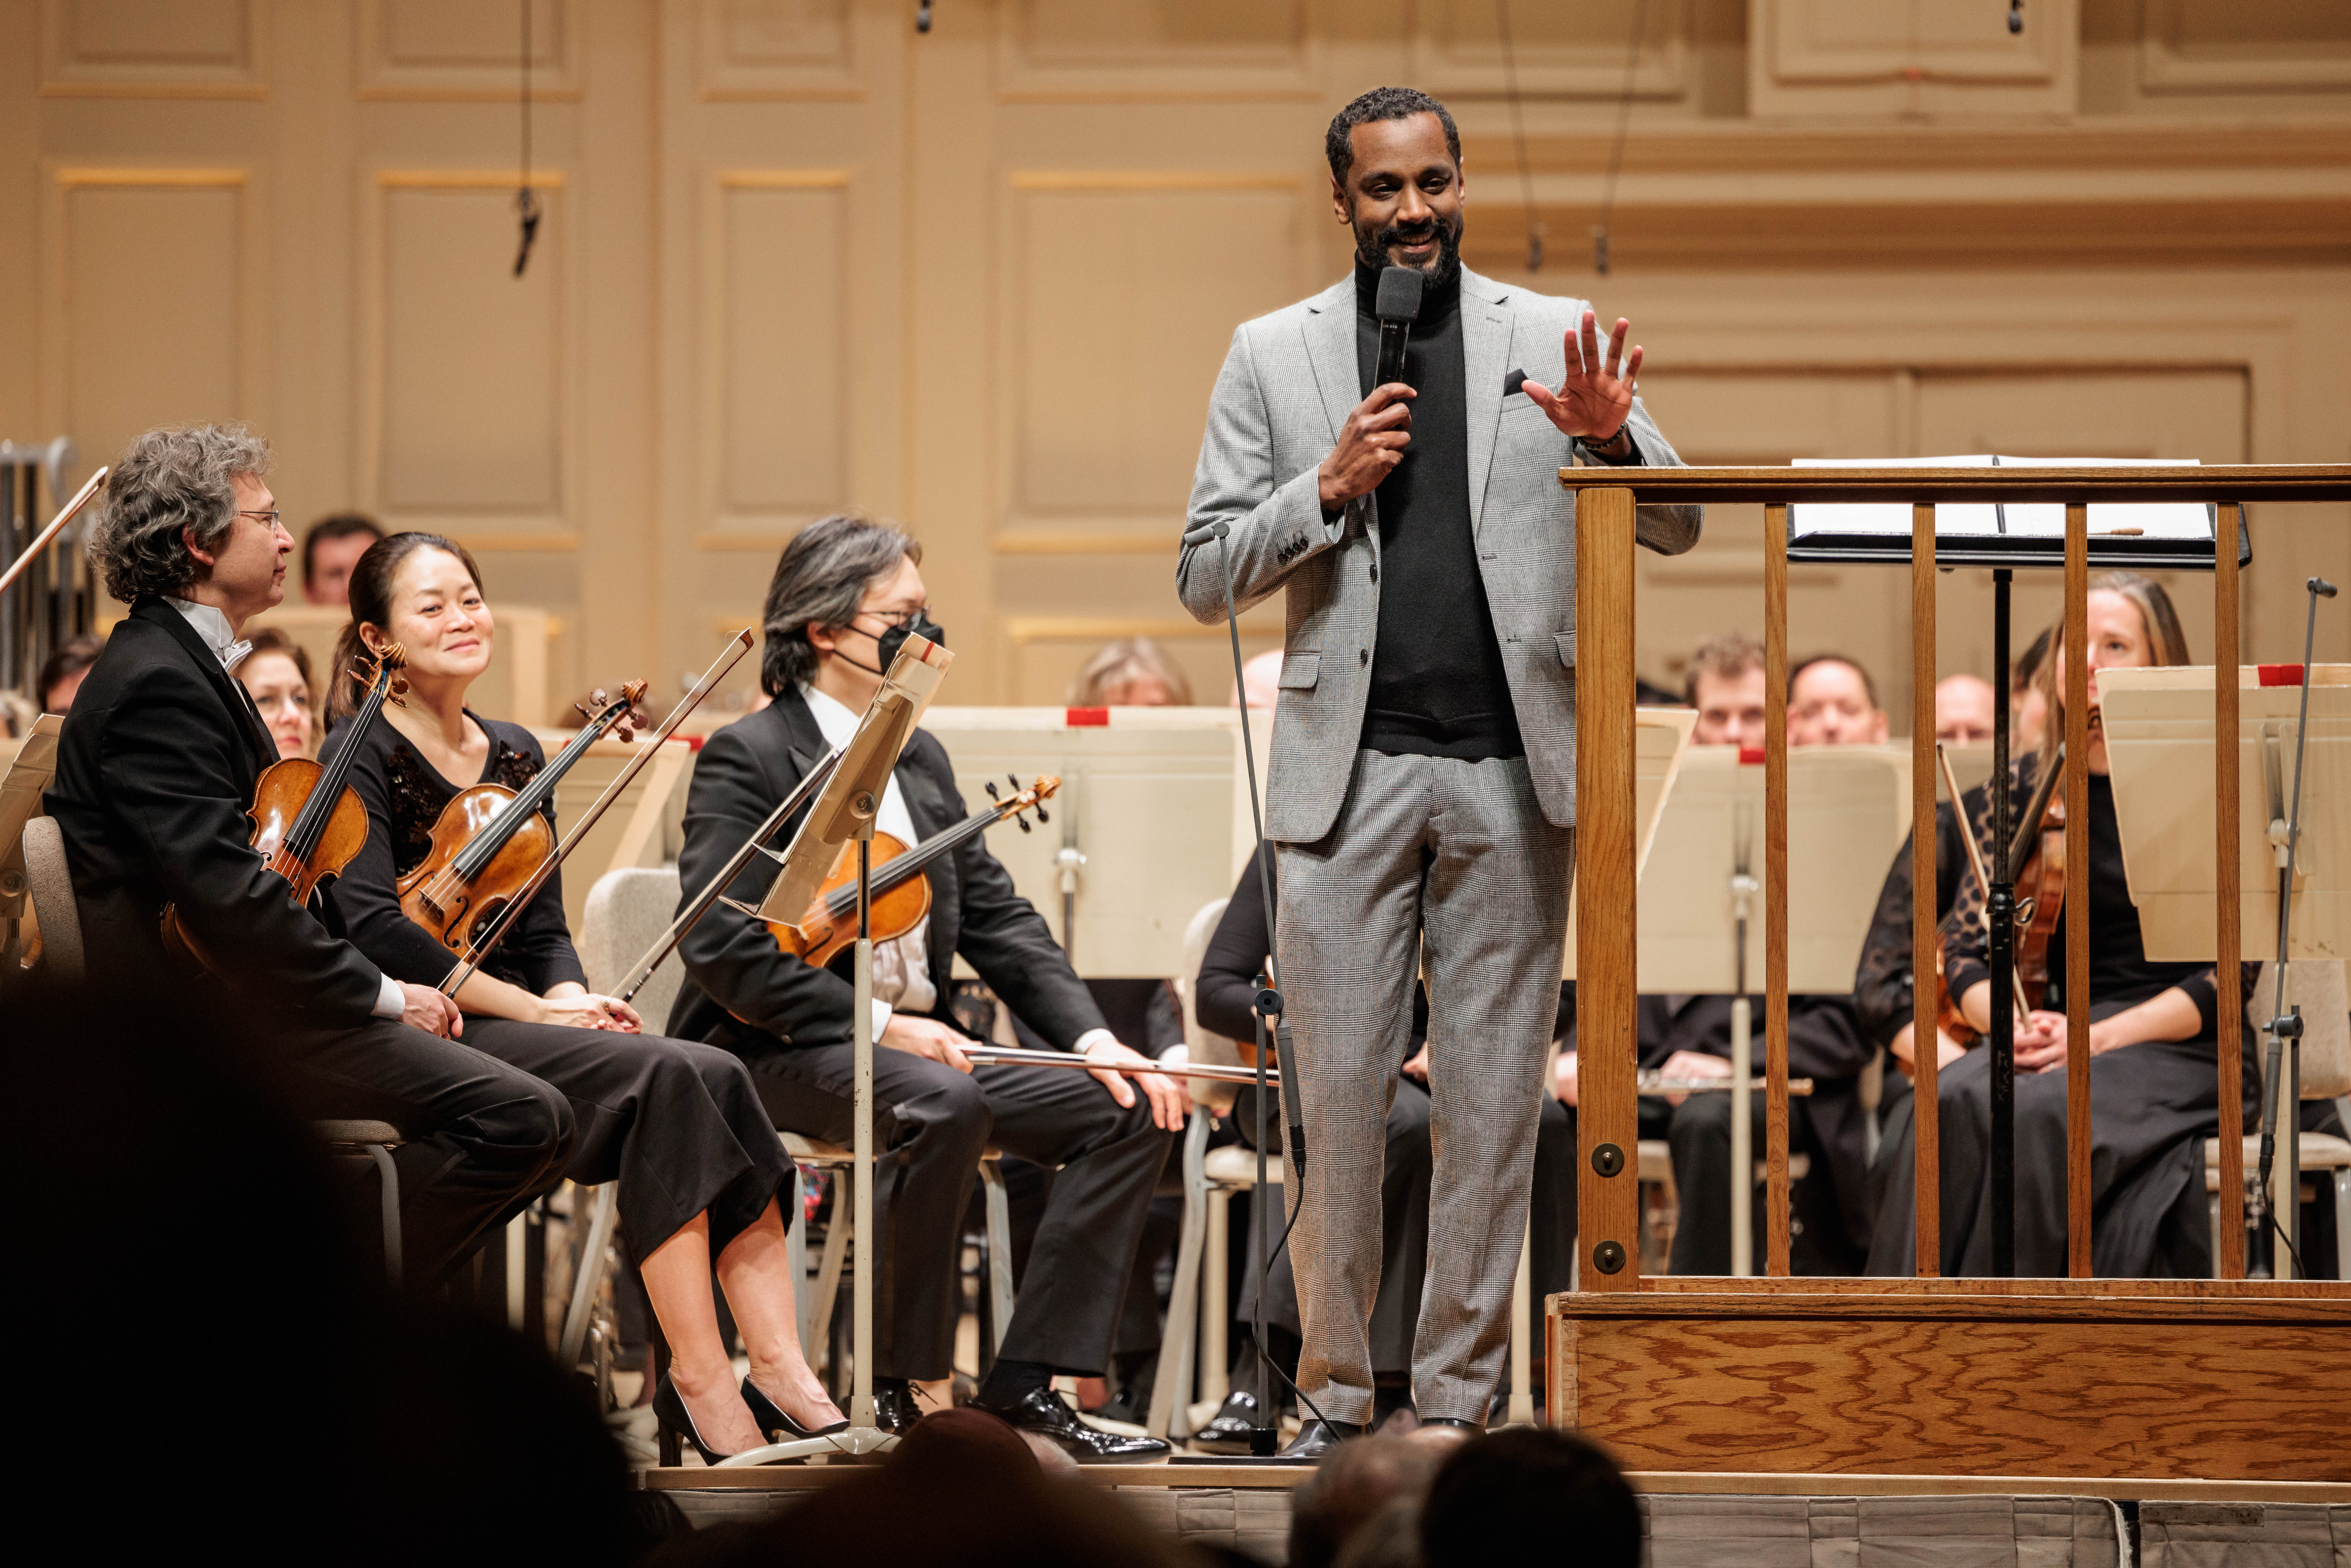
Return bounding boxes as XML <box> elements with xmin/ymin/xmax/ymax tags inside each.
<box><xmin>758</xmin><ymin>513</ymin><xmax>922</xmax><ymax>696</ymax></box>
<box><xmin>88</xmin><ymin>424</ymin><xmax>271</xmax><ymax>603</ymax></box>
<box><xmin>1068</xmin><ymin>636</ymin><xmax>1192</xmax><ymax>706</ymax></box>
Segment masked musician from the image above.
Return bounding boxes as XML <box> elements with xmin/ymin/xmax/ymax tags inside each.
<box><xmin>319</xmin><ymin>531</ymin><xmax>844</xmax><ymax>1460</ymax></box>
<box><xmin>44</xmin><ymin>425</ymin><xmax>572</xmax><ymax>1286</ymax></box>
<box><xmin>668</xmin><ymin>514</ymin><xmax>1185</xmax><ymax>1461</ymax></box>
<box><xmin>1869</xmin><ymin>574</ymin><xmax>2260</xmax><ymax>1277</ymax></box>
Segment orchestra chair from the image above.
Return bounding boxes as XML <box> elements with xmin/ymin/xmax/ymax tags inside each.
<box><xmin>575</xmin><ymin>866</ymin><xmax>1024</xmax><ymax>1376</ymax></box>
<box><xmin>1144</xmin><ymin>899</ymin><xmax>1241</xmax><ymax>1442</ymax></box>
<box><xmin>19</xmin><ymin>816</ymin><xmax>411</xmax><ymax>1283</ymax></box>
<box><xmin>2208</xmin><ymin>959</ymin><xmax>2351</xmax><ymax>1281</ymax></box>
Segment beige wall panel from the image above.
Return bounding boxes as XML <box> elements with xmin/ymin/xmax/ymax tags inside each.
<box><xmin>1414</xmin><ymin>0</ymin><xmax>1691</xmax><ymax>101</ymax></box>
<box><xmin>712</xmin><ymin>178</ymin><xmax>849</xmax><ymax>523</ymax></box>
<box><xmin>368</xmin><ymin>180</ymin><xmax>567</xmax><ymax>525</ymax></box>
<box><xmin>696</xmin><ymin>0</ymin><xmax>858</xmax><ymax>99</ymax></box>
<box><xmin>1626</xmin><ymin>370</ymin><xmax>1898</xmax><ymax>700</ymax></box>
<box><xmin>41</xmin><ymin>0</ymin><xmax>264</xmax><ymax>96</ymax></box>
<box><xmin>1002</xmin><ymin>178</ymin><xmax>1308</xmax><ymax>545</ymax></box>
<box><xmin>357</xmin><ymin>0</ymin><xmax>584</xmax><ymax>99</ymax></box>
<box><xmin>2140</xmin><ymin>0</ymin><xmax>2351</xmax><ymax>95</ymax></box>
<box><xmin>51</xmin><ymin>179</ymin><xmax>244</xmax><ymax>486</ymax></box>
<box><xmin>1751</xmin><ymin>0</ymin><xmax>2077</xmax><ymax>118</ymax></box>
<box><xmin>997</xmin><ymin>0</ymin><xmax>1315</xmax><ymax>101</ymax></box>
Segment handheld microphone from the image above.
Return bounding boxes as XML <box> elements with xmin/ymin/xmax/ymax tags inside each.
<box><xmin>1373</xmin><ymin>266</ymin><xmax>1425</xmax><ymax>390</ymax></box>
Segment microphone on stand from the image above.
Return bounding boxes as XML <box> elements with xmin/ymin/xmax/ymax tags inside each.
<box><xmin>1374</xmin><ymin>266</ymin><xmax>1425</xmax><ymax>389</ymax></box>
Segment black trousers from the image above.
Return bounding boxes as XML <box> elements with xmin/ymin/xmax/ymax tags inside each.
<box><xmin>1237</xmin><ymin>1079</ymin><xmax>1577</xmax><ymax>1393</ymax></box>
<box><xmin>722</xmin><ymin>1024</ymin><xmax>1172</xmax><ymax>1382</ymax></box>
<box><xmin>277</xmin><ymin>1018</ymin><xmax>574</xmax><ymax>1285</ymax></box>
<box><xmin>1664</xmin><ymin>1090</ymin><xmax>1858</xmax><ymax>1274</ymax></box>
<box><xmin>459</xmin><ymin>1018</ymin><xmax>794</xmax><ymax>1259</ymax></box>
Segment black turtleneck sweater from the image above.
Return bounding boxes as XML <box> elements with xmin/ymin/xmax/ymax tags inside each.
<box><xmin>1351</xmin><ymin>260</ymin><xmax>1523</xmax><ymax>761</ymax></box>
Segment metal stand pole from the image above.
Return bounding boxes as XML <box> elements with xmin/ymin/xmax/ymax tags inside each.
<box><xmin>1729</xmin><ymin>805</ymin><xmax>1757</xmax><ymax>1277</ymax></box>
<box><xmin>1988</xmin><ymin>568</ymin><xmax>2017</xmax><ymax>1277</ymax></box>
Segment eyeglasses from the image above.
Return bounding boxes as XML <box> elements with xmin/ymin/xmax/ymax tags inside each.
<box><xmin>852</xmin><ymin>607</ymin><xmax>928</xmax><ymax>632</ymax></box>
<box><xmin>236</xmin><ymin>508</ymin><xmax>283</xmax><ymax>528</ymax></box>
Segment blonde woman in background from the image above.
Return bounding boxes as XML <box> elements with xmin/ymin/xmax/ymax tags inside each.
<box><xmin>1068</xmin><ymin>636</ymin><xmax>1191</xmax><ymax>707</ymax></box>
<box><xmin>233</xmin><ymin>628</ymin><xmax>320</xmax><ymax>760</ymax></box>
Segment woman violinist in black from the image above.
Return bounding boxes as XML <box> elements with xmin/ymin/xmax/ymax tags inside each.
<box><xmin>1867</xmin><ymin>572</ymin><xmax>2259</xmax><ymax>1278</ymax></box>
<box><xmin>320</xmin><ymin>532</ymin><xmax>844</xmax><ymax>1459</ymax></box>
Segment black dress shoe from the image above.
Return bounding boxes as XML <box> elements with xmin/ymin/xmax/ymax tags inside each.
<box><xmin>870</xmin><ymin>1382</ymin><xmax>926</xmax><ymax>1437</ymax></box>
<box><xmin>972</xmin><ymin>1387</ymin><xmax>1171</xmax><ymax>1464</ymax></box>
<box><xmin>741</xmin><ymin>1377</ymin><xmax>850</xmax><ymax>1442</ymax></box>
<box><xmin>652</xmin><ymin>1375</ymin><xmax>736</xmax><ymax>1465</ymax></box>
<box><xmin>1189</xmin><ymin>1390</ymin><xmax>1266</xmax><ymax>1454</ymax></box>
<box><xmin>1280</xmin><ymin>1418</ymin><xmax>1364</xmax><ymax>1458</ymax></box>
<box><xmin>1419</xmin><ymin>1416</ymin><xmax>1481</xmax><ymax>1434</ymax></box>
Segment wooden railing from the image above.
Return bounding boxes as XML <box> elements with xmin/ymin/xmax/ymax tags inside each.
<box><xmin>1564</xmin><ymin>464</ymin><xmax>2351</xmax><ymax>1287</ymax></box>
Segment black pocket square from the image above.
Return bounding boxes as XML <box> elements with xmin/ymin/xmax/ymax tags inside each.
<box><xmin>1503</xmin><ymin>369</ymin><xmax>1528</xmax><ymax>397</ymax></box>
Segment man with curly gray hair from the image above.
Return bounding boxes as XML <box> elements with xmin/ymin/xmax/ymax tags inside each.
<box><xmin>45</xmin><ymin>424</ymin><xmax>574</xmax><ymax>1283</ymax></box>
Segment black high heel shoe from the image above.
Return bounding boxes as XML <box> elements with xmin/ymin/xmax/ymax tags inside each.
<box><xmin>652</xmin><ymin>1374</ymin><xmax>739</xmax><ymax>1465</ymax></box>
<box><xmin>742</xmin><ymin>1376</ymin><xmax>850</xmax><ymax>1441</ymax></box>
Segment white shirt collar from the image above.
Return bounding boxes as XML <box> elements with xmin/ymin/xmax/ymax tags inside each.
<box><xmin>165</xmin><ymin>596</ymin><xmax>252</xmax><ymax>669</ymax></box>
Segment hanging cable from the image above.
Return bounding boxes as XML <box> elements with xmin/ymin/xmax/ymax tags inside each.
<box><xmin>1592</xmin><ymin>0</ymin><xmax>1648</xmax><ymax>276</ymax></box>
<box><xmin>514</xmin><ymin>0</ymin><xmax>541</xmax><ymax>278</ymax></box>
<box><xmin>1494</xmin><ymin>0</ymin><xmax>1543</xmax><ymax>272</ymax></box>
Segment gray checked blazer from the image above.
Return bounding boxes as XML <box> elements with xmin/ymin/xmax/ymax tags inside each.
<box><xmin>1178</xmin><ymin>266</ymin><xmax>1703</xmax><ymax>845</ymax></box>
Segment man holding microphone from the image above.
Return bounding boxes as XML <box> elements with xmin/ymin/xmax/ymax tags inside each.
<box><xmin>1178</xmin><ymin>87</ymin><xmax>1701</xmax><ymax>1451</ymax></box>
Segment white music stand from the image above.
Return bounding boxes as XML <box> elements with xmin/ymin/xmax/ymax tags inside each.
<box><xmin>922</xmin><ymin>706</ymin><xmax>1268</xmax><ymax>977</ymax></box>
<box><xmin>0</xmin><ymin>714</ymin><xmax>63</xmax><ymax>979</ymax></box>
<box><xmin>726</xmin><ymin>635</ymin><xmax>950</xmax><ymax>1465</ymax></box>
<box><xmin>2101</xmin><ymin>663</ymin><xmax>2351</xmax><ymax>1269</ymax></box>
<box><xmin>1629</xmin><ymin>742</ymin><xmax>1912</xmax><ymax>1274</ymax></box>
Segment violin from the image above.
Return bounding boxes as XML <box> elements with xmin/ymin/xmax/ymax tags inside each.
<box><xmin>1929</xmin><ymin>742</ymin><xmax>2067</xmax><ymax>1055</ymax></box>
<box><xmin>770</xmin><ymin>774</ymin><xmax>1058</xmax><ymax>968</ymax></box>
<box><xmin>397</xmin><ymin>682</ymin><xmax>647</xmax><ymax>957</ymax></box>
<box><xmin>163</xmin><ymin>643</ymin><xmax>410</xmax><ymax>970</ymax></box>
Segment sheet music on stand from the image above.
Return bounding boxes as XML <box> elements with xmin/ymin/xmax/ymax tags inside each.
<box><xmin>1785</xmin><ymin>456</ymin><xmax>2242</xmax><ymax>570</ymax></box>
<box><xmin>1562</xmin><ymin>707</ymin><xmax>1696</xmax><ymax>979</ymax></box>
<box><xmin>0</xmin><ymin>713</ymin><xmax>63</xmax><ymax>976</ymax></box>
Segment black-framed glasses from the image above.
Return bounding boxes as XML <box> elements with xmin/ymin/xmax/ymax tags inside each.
<box><xmin>851</xmin><ymin>607</ymin><xmax>929</xmax><ymax>632</ymax></box>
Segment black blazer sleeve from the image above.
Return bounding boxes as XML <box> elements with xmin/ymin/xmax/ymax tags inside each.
<box><xmin>1197</xmin><ymin>852</ymin><xmax>1270</xmax><ymax>1044</ymax></box>
<box><xmin>95</xmin><ymin>658</ymin><xmax>385</xmax><ymax>1023</ymax></box>
<box><xmin>672</xmin><ymin>720</ymin><xmax>860</xmax><ymax>1045</ymax></box>
<box><xmin>908</xmin><ymin>734</ymin><xmax>1107</xmax><ymax>1050</ymax></box>
<box><xmin>1787</xmin><ymin>995</ymin><xmax>1875</xmax><ymax>1084</ymax></box>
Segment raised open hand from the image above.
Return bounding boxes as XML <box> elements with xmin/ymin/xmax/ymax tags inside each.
<box><xmin>1522</xmin><ymin>308</ymin><xmax>1642</xmax><ymax>444</ymax></box>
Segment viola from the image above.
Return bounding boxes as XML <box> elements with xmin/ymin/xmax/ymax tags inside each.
<box><xmin>770</xmin><ymin>774</ymin><xmax>1058</xmax><ymax>968</ymax></box>
<box><xmin>162</xmin><ymin>643</ymin><xmax>410</xmax><ymax>970</ymax></box>
<box><xmin>1930</xmin><ymin>742</ymin><xmax>2067</xmax><ymax>1055</ymax></box>
<box><xmin>397</xmin><ymin>682</ymin><xmax>647</xmax><ymax>957</ymax></box>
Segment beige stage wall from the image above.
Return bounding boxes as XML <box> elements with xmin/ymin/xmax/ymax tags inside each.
<box><xmin>0</xmin><ymin>0</ymin><xmax>2345</xmax><ymax>722</ymax></box>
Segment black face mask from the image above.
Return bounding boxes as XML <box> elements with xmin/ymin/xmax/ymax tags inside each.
<box><xmin>842</xmin><ymin>609</ymin><xmax>946</xmax><ymax>677</ymax></box>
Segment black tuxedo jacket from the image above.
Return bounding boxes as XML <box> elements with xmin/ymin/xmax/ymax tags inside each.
<box><xmin>666</xmin><ymin>690</ymin><xmax>1106</xmax><ymax>1053</ymax></box>
<box><xmin>43</xmin><ymin>596</ymin><xmax>385</xmax><ymax>1026</ymax></box>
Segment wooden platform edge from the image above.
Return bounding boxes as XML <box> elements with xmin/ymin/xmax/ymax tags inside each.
<box><xmin>636</xmin><ymin>1464</ymin><xmax>2351</xmax><ymax>1504</ymax></box>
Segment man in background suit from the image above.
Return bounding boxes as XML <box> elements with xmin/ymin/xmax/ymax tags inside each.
<box><xmin>1179</xmin><ymin>87</ymin><xmax>1700</xmax><ymax>1451</ymax></box>
<box><xmin>668</xmin><ymin>514</ymin><xmax>1183</xmax><ymax>1461</ymax></box>
<box><xmin>45</xmin><ymin>424</ymin><xmax>573</xmax><ymax>1283</ymax></box>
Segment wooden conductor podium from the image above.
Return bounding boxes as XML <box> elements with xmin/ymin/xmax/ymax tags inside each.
<box><xmin>1554</xmin><ymin>465</ymin><xmax>2351</xmax><ymax>1491</ymax></box>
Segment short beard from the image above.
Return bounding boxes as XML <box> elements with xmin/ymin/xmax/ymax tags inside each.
<box><xmin>1351</xmin><ymin>209</ymin><xmax>1462</xmax><ymax>282</ymax></box>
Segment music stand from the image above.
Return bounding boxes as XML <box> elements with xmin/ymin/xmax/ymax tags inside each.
<box><xmin>1629</xmin><ymin>742</ymin><xmax>1911</xmax><ymax>1274</ymax></box>
<box><xmin>723</xmin><ymin>634</ymin><xmax>951</xmax><ymax>1465</ymax></box>
<box><xmin>0</xmin><ymin>714</ymin><xmax>63</xmax><ymax>982</ymax></box>
<box><xmin>1786</xmin><ymin>454</ymin><xmax>2237</xmax><ymax>1275</ymax></box>
<box><xmin>2102</xmin><ymin>662</ymin><xmax>2351</xmax><ymax>1272</ymax></box>
<box><xmin>922</xmin><ymin>706</ymin><xmax>1267</xmax><ymax>976</ymax></box>
<box><xmin>1562</xmin><ymin>707</ymin><xmax>1698</xmax><ymax>976</ymax></box>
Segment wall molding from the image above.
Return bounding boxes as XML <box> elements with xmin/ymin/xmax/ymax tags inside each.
<box><xmin>443</xmin><ymin>532</ymin><xmax>580</xmax><ymax>552</ymax></box>
<box><xmin>354</xmin><ymin>0</ymin><xmax>587</xmax><ymax>102</ymax></box>
<box><xmin>40</xmin><ymin>0</ymin><xmax>268</xmax><ymax>99</ymax></box>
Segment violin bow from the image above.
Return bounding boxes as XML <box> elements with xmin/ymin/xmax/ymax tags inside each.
<box><xmin>438</xmin><ymin>630</ymin><xmax>754</xmax><ymax>997</ymax></box>
<box><xmin>0</xmin><ymin>467</ymin><xmax>108</xmax><ymax>599</ymax></box>
<box><xmin>611</xmin><ymin>742</ymin><xmax>847</xmax><ymax>1005</ymax></box>
<box><xmin>1937</xmin><ymin>742</ymin><xmax>2032</xmax><ymax>1030</ymax></box>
